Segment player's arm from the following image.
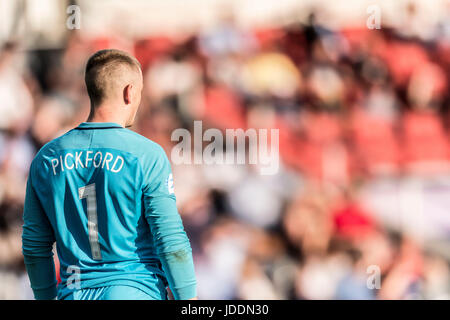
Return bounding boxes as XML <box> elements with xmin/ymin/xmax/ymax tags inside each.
<box><xmin>143</xmin><ymin>147</ymin><xmax>197</xmax><ymax>300</ymax></box>
<box><xmin>22</xmin><ymin>161</ymin><xmax>57</xmax><ymax>300</ymax></box>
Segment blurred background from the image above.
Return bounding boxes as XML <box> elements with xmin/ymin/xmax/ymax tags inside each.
<box><xmin>1</xmin><ymin>0</ymin><xmax>450</xmax><ymax>299</ymax></box>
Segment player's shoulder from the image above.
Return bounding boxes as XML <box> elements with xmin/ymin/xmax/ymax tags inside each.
<box><xmin>29</xmin><ymin>129</ymin><xmax>75</xmax><ymax>173</ymax></box>
<box><xmin>33</xmin><ymin>129</ymin><xmax>75</xmax><ymax>160</ymax></box>
<box><xmin>121</xmin><ymin>128</ymin><xmax>163</xmax><ymax>150</ymax></box>
<box><xmin>121</xmin><ymin>128</ymin><xmax>167</xmax><ymax>159</ymax></box>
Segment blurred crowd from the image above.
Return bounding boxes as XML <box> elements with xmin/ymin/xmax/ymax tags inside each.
<box><xmin>1</xmin><ymin>5</ymin><xmax>450</xmax><ymax>300</ymax></box>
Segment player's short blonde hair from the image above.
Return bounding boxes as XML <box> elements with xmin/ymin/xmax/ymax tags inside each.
<box><xmin>85</xmin><ymin>49</ymin><xmax>141</xmax><ymax>106</ymax></box>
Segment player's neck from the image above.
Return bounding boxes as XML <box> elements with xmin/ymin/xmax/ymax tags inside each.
<box><xmin>87</xmin><ymin>105</ymin><xmax>126</xmax><ymax>127</ymax></box>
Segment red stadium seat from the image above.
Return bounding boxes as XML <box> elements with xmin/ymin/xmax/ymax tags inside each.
<box><xmin>401</xmin><ymin>111</ymin><xmax>450</xmax><ymax>171</ymax></box>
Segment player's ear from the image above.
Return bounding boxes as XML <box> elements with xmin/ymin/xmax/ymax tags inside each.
<box><xmin>123</xmin><ymin>84</ymin><xmax>133</xmax><ymax>105</ymax></box>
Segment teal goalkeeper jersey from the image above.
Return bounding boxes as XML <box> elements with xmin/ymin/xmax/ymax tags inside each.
<box><xmin>22</xmin><ymin>122</ymin><xmax>196</xmax><ymax>300</ymax></box>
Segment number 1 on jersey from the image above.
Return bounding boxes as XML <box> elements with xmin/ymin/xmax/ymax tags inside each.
<box><xmin>78</xmin><ymin>183</ymin><xmax>102</xmax><ymax>260</ymax></box>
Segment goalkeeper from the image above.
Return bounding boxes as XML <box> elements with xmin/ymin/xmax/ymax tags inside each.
<box><xmin>22</xmin><ymin>49</ymin><xmax>197</xmax><ymax>300</ymax></box>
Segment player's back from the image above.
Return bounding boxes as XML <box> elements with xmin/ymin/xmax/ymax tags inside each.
<box><xmin>30</xmin><ymin>122</ymin><xmax>173</xmax><ymax>299</ymax></box>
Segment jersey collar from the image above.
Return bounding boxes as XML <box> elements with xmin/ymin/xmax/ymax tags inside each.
<box><xmin>76</xmin><ymin>122</ymin><xmax>124</xmax><ymax>130</ymax></box>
